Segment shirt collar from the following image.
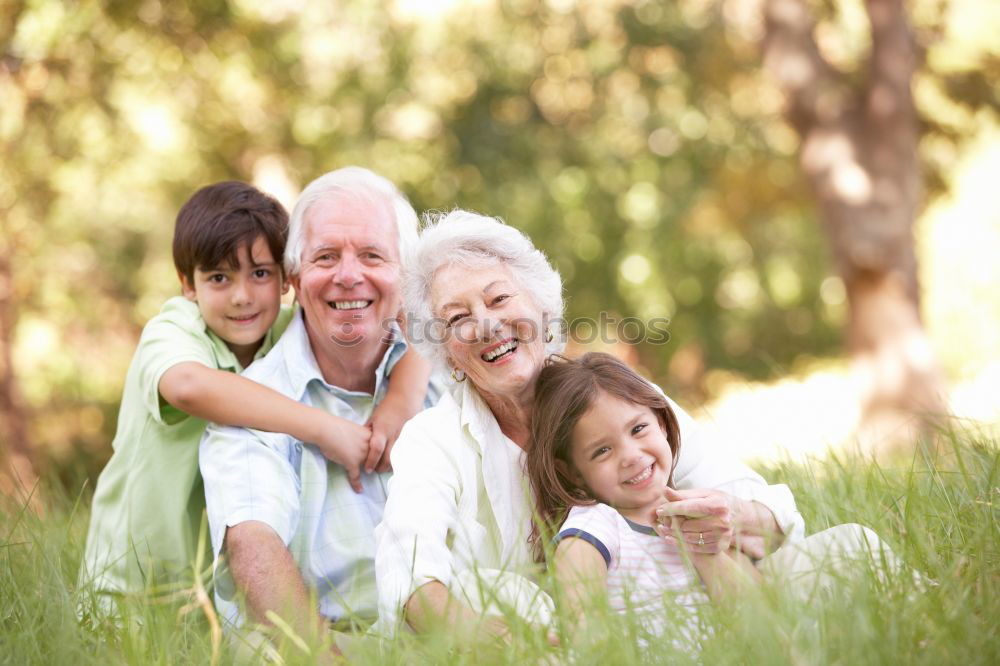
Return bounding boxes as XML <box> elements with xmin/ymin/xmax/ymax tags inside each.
<box><xmin>454</xmin><ymin>374</ymin><xmax>532</xmax><ymax>567</ymax></box>
<box><xmin>457</xmin><ymin>380</ymin><xmax>491</xmax><ymax>451</ymax></box>
<box><xmin>277</xmin><ymin>309</ymin><xmax>408</xmax><ymax>399</ymax></box>
<box><xmin>624</xmin><ymin>516</ymin><xmax>658</xmax><ymax>536</ymax></box>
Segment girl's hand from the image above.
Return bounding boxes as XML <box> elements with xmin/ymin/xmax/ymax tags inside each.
<box><xmin>687</xmin><ymin>547</ymin><xmax>762</xmax><ymax>603</ymax></box>
<box><xmin>655</xmin><ymin>487</ymin><xmax>739</xmax><ymax>554</ymax></box>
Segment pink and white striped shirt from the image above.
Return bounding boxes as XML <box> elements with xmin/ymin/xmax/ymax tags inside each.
<box><xmin>556</xmin><ymin>503</ymin><xmax>709</xmax><ymax>639</ymax></box>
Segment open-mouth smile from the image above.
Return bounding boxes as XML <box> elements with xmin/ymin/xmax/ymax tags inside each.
<box><xmin>481</xmin><ymin>339</ymin><xmax>518</xmax><ymax>363</ymax></box>
<box><xmin>623</xmin><ymin>464</ymin><xmax>654</xmax><ymax>486</ymax></box>
<box><xmin>329</xmin><ymin>300</ymin><xmax>372</xmax><ymax>310</ymax></box>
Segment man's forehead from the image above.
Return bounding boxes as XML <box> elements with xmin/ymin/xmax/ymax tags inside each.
<box><xmin>303</xmin><ymin>195</ymin><xmax>398</xmax><ymax>248</ymax></box>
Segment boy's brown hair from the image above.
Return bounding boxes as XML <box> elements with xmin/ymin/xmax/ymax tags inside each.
<box><xmin>526</xmin><ymin>352</ymin><xmax>682</xmax><ymax>562</ymax></box>
<box><xmin>173</xmin><ymin>181</ymin><xmax>288</xmax><ymax>282</ymax></box>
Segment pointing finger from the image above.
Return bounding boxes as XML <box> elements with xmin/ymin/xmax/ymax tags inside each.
<box><xmin>663</xmin><ymin>486</ymin><xmax>685</xmax><ymax>502</ymax></box>
<box><xmin>664</xmin><ymin>487</ymin><xmax>713</xmax><ymax>500</ymax></box>
<box><xmin>656</xmin><ymin>499</ymin><xmax>716</xmax><ymax>519</ymax></box>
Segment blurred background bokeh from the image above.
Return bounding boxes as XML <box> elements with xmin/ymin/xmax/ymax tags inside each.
<box><xmin>1</xmin><ymin>0</ymin><xmax>998</xmax><ymax>494</ymax></box>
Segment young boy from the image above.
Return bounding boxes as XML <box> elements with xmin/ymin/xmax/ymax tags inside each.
<box><xmin>79</xmin><ymin>182</ymin><xmax>429</xmax><ymax>610</ymax></box>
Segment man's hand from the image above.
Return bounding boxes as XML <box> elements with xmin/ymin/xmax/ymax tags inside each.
<box><xmin>313</xmin><ymin>415</ymin><xmax>372</xmax><ymax>493</ymax></box>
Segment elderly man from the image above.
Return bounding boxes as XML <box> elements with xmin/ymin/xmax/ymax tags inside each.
<box><xmin>199</xmin><ymin>167</ymin><xmax>437</xmax><ymax>640</ymax></box>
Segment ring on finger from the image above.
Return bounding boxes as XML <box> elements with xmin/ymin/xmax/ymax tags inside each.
<box><xmin>697</xmin><ymin>532</ymin><xmax>705</xmax><ymax>546</ymax></box>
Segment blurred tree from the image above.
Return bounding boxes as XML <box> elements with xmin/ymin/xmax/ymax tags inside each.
<box><xmin>0</xmin><ymin>0</ymin><xmax>996</xmax><ymax>479</ymax></box>
<box><xmin>761</xmin><ymin>0</ymin><xmax>956</xmax><ymax>442</ymax></box>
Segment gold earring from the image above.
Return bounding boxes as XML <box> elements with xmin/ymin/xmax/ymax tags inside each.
<box><xmin>451</xmin><ymin>367</ymin><xmax>466</xmax><ymax>383</ymax></box>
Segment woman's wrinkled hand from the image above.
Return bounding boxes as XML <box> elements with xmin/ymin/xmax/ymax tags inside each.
<box><xmin>654</xmin><ymin>487</ymin><xmax>741</xmax><ymax>554</ymax></box>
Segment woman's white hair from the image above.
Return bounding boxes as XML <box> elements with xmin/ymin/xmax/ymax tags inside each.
<box><xmin>403</xmin><ymin>209</ymin><xmax>565</xmax><ymax>372</ymax></box>
<box><xmin>285</xmin><ymin>167</ymin><xmax>418</xmax><ymax>275</ymax></box>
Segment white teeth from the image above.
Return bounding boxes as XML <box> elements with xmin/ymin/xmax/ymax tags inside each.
<box><xmin>483</xmin><ymin>340</ymin><xmax>518</xmax><ymax>361</ymax></box>
<box><xmin>624</xmin><ymin>465</ymin><xmax>653</xmax><ymax>485</ymax></box>
<box><xmin>333</xmin><ymin>300</ymin><xmax>369</xmax><ymax>310</ymax></box>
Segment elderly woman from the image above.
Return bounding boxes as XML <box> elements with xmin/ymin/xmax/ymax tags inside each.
<box><xmin>374</xmin><ymin>210</ymin><xmax>816</xmax><ymax>639</ymax></box>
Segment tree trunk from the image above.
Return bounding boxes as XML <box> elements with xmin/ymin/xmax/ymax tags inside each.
<box><xmin>763</xmin><ymin>0</ymin><xmax>948</xmax><ymax>451</ymax></box>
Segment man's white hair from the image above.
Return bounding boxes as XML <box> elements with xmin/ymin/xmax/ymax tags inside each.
<box><xmin>403</xmin><ymin>209</ymin><xmax>565</xmax><ymax>372</ymax></box>
<box><xmin>285</xmin><ymin>167</ymin><xmax>418</xmax><ymax>276</ymax></box>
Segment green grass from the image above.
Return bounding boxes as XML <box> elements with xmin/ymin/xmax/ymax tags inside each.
<box><xmin>3</xmin><ymin>432</ymin><xmax>999</xmax><ymax>665</ymax></box>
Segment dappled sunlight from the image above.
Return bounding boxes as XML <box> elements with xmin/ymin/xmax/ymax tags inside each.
<box><xmin>1</xmin><ymin>2</ymin><xmax>998</xmax><ymax>661</ymax></box>
<box><xmin>251</xmin><ymin>154</ymin><xmax>299</xmax><ymax>213</ymax></box>
<box><xmin>0</xmin><ymin>0</ymin><xmax>996</xmax><ymax>474</ymax></box>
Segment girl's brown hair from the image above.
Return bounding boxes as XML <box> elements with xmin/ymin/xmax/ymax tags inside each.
<box><xmin>526</xmin><ymin>352</ymin><xmax>681</xmax><ymax>562</ymax></box>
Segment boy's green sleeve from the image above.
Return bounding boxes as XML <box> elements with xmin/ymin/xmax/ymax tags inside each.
<box><xmin>136</xmin><ymin>298</ymin><xmax>218</xmax><ymax>425</ymax></box>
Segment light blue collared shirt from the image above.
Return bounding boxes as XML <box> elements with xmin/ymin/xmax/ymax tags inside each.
<box><xmin>199</xmin><ymin>309</ymin><xmax>438</xmax><ymax>628</ymax></box>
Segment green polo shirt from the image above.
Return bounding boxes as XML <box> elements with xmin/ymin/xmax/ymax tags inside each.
<box><xmin>79</xmin><ymin>296</ymin><xmax>294</xmax><ymax>602</ymax></box>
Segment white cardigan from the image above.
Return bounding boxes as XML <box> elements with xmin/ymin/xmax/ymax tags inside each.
<box><xmin>374</xmin><ymin>380</ymin><xmax>804</xmax><ymax>632</ymax></box>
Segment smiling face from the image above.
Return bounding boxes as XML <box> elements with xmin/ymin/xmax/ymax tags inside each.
<box><xmin>180</xmin><ymin>235</ymin><xmax>288</xmax><ymax>368</ymax></box>
<box><xmin>431</xmin><ymin>261</ymin><xmax>548</xmax><ymax>407</ymax></box>
<box><xmin>290</xmin><ymin>194</ymin><xmax>401</xmax><ymax>366</ymax></box>
<box><xmin>568</xmin><ymin>390</ymin><xmax>674</xmax><ymax>524</ymax></box>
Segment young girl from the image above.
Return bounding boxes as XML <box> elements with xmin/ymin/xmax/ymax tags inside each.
<box><xmin>526</xmin><ymin>352</ymin><xmax>759</xmax><ymax>639</ymax></box>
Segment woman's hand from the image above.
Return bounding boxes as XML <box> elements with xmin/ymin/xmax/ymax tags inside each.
<box><xmin>655</xmin><ymin>487</ymin><xmax>744</xmax><ymax>555</ymax></box>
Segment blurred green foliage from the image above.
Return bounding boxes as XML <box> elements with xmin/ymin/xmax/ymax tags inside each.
<box><xmin>1</xmin><ymin>0</ymin><xmax>996</xmax><ymax>475</ymax></box>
